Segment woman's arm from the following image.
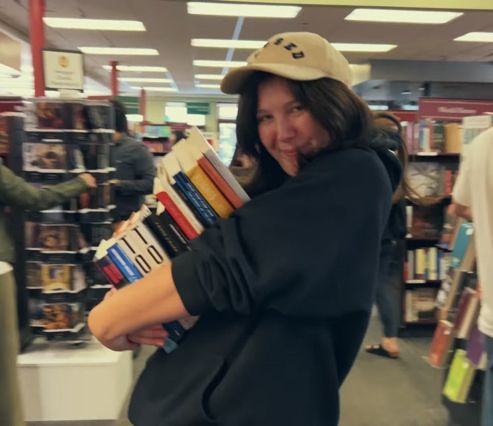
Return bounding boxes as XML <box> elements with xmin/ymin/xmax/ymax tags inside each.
<box><xmin>88</xmin><ymin>263</ymin><xmax>189</xmax><ymax>351</ymax></box>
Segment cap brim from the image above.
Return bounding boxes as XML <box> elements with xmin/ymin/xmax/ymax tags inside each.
<box><xmin>221</xmin><ymin>63</ymin><xmax>327</xmax><ymax>94</ymax></box>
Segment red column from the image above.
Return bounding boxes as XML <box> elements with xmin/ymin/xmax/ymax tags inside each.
<box><xmin>111</xmin><ymin>60</ymin><xmax>119</xmax><ymax>97</ymax></box>
<box><xmin>29</xmin><ymin>0</ymin><xmax>45</xmax><ymax>97</ymax></box>
<box><xmin>140</xmin><ymin>88</ymin><xmax>146</xmax><ymax>122</ymax></box>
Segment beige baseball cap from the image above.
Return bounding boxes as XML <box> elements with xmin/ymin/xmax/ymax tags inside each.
<box><xmin>221</xmin><ymin>32</ymin><xmax>352</xmax><ymax>94</ymax></box>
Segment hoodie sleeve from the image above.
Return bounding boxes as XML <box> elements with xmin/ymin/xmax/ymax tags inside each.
<box><xmin>172</xmin><ymin>148</ymin><xmax>394</xmax><ymax>320</ymax></box>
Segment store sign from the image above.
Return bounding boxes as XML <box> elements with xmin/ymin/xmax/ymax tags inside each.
<box><xmin>419</xmin><ymin>98</ymin><xmax>493</xmax><ymax>120</ymax></box>
<box><xmin>187</xmin><ymin>102</ymin><xmax>210</xmax><ymax>115</ymax></box>
<box><xmin>43</xmin><ymin>49</ymin><xmax>84</xmax><ymax>91</ymax></box>
<box><xmin>116</xmin><ymin>96</ymin><xmax>140</xmax><ymax>115</ymax></box>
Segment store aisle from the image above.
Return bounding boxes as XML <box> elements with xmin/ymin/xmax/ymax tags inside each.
<box><xmin>340</xmin><ymin>314</ymin><xmax>450</xmax><ymax>426</ymax></box>
<box><xmin>27</xmin><ymin>315</ymin><xmax>453</xmax><ymax>426</ymax></box>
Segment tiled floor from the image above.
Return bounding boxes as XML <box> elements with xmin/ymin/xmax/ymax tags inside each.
<box><xmin>26</xmin><ymin>315</ymin><xmax>470</xmax><ymax>426</ymax></box>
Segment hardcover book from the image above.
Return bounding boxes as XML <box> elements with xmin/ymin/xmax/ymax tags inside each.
<box><xmin>443</xmin><ymin>349</ymin><xmax>476</xmax><ymax>403</ymax></box>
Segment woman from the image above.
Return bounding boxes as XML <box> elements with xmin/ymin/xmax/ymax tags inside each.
<box><xmin>88</xmin><ymin>32</ymin><xmax>400</xmax><ymax>426</ymax></box>
<box><xmin>0</xmin><ymin>167</ymin><xmax>95</xmax><ymax>426</ymax></box>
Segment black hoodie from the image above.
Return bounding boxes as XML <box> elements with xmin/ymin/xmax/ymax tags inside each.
<box><xmin>129</xmin><ymin>146</ymin><xmax>398</xmax><ymax>426</ymax></box>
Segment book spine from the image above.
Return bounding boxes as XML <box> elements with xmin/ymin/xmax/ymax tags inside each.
<box><xmin>155</xmin><ymin>191</ymin><xmax>199</xmax><ymax>240</ymax></box>
<box><xmin>118</xmin><ymin>233</ymin><xmax>154</xmax><ymax>276</ymax></box>
<box><xmin>197</xmin><ymin>156</ymin><xmax>243</xmax><ymax>209</ymax></box>
<box><xmin>143</xmin><ymin>213</ymin><xmax>189</xmax><ymax>258</ymax></box>
<box><xmin>173</xmin><ymin>171</ymin><xmax>217</xmax><ymax>226</ymax></box>
<box><xmin>203</xmin><ymin>151</ymin><xmax>250</xmax><ymax>203</ymax></box>
<box><xmin>94</xmin><ymin>253</ymin><xmax>129</xmax><ymax>289</ymax></box>
<box><xmin>188</xmin><ymin>164</ymin><xmax>234</xmax><ymax>218</ymax></box>
<box><xmin>130</xmin><ymin>223</ymin><xmax>170</xmax><ymax>268</ymax></box>
<box><xmin>107</xmin><ymin>243</ymin><xmax>143</xmax><ymax>283</ymax></box>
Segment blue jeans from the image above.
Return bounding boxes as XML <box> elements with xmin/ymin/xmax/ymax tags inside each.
<box><xmin>482</xmin><ymin>334</ymin><xmax>493</xmax><ymax>426</ymax></box>
<box><xmin>375</xmin><ymin>239</ymin><xmax>404</xmax><ymax>338</ymax></box>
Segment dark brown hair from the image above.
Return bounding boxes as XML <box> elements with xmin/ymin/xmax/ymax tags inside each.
<box><xmin>236</xmin><ymin>72</ymin><xmax>373</xmax><ymax>194</ymax></box>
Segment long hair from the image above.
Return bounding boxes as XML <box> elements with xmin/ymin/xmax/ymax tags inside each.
<box><xmin>372</xmin><ymin>111</ymin><xmax>432</xmax><ymax>206</ymax></box>
<box><xmin>236</xmin><ymin>72</ymin><xmax>373</xmax><ymax>195</ymax></box>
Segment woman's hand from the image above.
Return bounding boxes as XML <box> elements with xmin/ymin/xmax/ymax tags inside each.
<box><xmin>79</xmin><ymin>173</ymin><xmax>97</xmax><ymax>188</ymax></box>
<box><xmin>127</xmin><ymin>325</ymin><xmax>169</xmax><ymax>348</ymax></box>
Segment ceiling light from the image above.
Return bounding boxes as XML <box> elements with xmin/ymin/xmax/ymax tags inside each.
<box><xmin>103</xmin><ymin>65</ymin><xmax>168</xmax><ymax>72</ymax></box>
<box><xmin>332</xmin><ymin>43</ymin><xmax>396</xmax><ymax>52</ymax></box>
<box><xmin>368</xmin><ymin>104</ymin><xmax>389</xmax><ymax>111</ymax></box>
<box><xmin>79</xmin><ymin>47</ymin><xmax>158</xmax><ymax>55</ymax></box>
<box><xmin>196</xmin><ymin>83</ymin><xmax>221</xmax><ymax>89</ymax></box>
<box><xmin>119</xmin><ymin>77</ymin><xmax>173</xmax><ymax>83</ymax></box>
<box><xmin>193</xmin><ymin>59</ymin><xmax>246</xmax><ymax>68</ymax></box>
<box><xmin>454</xmin><ymin>32</ymin><xmax>493</xmax><ymax>42</ymax></box>
<box><xmin>192</xmin><ymin>39</ymin><xmax>265</xmax><ymax>49</ymax></box>
<box><xmin>187</xmin><ymin>2</ymin><xmax>301</xmax><ymax>18</ymax></box>
<box><xmin>44</xmin><ymin>17</ymin><xmax>146</xmax><ymax>31</ymax></box>
<box><xmin>132</xmin><ymin>86</ymin><xmax>178</xmax><ymax>92</ymax></box>
<box><xmin>195</xmin><ymin>74</ymin><xmax>224</xmax><ymax>80</ymax></box>
<box><xmin>126</xmin><ymin>114</ymin><xmax>144</xmax><ymax>122</ymax></box>
<box><xmin>345</xmin><ymin>8</ymin><xmax>462</xmax><ymax>24</ymax></box>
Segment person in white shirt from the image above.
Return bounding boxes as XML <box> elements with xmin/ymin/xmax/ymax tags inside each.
<box><xmin>452</xmin><ymin>126</ymin><xmax>493</xmax><ymax>426</ymax></box>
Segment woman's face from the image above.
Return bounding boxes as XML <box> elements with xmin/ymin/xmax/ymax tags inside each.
<box><xmin>256</xmin><ymin>76</ymin><xmax>330</xmax><ymax>176</ymax></box>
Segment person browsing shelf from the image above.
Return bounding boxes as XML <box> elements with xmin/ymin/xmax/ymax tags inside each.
<box><xmin>88</xmin><ymin>32</ymin><xmax>400</xmax><ymax>426</ymax></box>
<box><xmin>0</xmin><ymin>167</ymin><xmax>95</xmax><ymax>426</ymax></box>
<box><xmin>109</xmin><ymin>100</ymin><xmax>154</xmax><ymax>223</ymax></box>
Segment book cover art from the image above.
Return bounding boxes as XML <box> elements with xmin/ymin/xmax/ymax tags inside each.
<box><xmin>23</xmin><ymin>142</ymin><xmax>67</xmax><ymax>171</ymax></box>
<box><xmin>38</xmin><ymin>224</ymin><xmax>71</xmax><ymax>251</ymax></box>
<box><xmin>26</xmin><ymin>261</ymin><xmax>42</xmax><ymax>289</ymax></box>
<box><xmin>408</xmin><ymin>203</ymin><xmax>444</xmax><ymax>240</ymax></box>
<box><xmin>428</xmin><ymin>320</ymin><xmax>454</xmax><ymax>368</ymax></box>
<box><xmin>42</xmin><ymin>302</ymin><xmax>83</xmax><ymax>330</ymax></box>
<box><xmin>41</xmin><ymin>264</ymin><xmax>72</xmax><ymax>292</ymax></box>
<box><xmin>407</xmin><ymin>162</ymin><xmax>444</xmax><ymax>197</ymax></box>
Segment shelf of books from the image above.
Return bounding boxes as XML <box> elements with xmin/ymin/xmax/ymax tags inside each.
<box><xmin>399</xmin><ymin>99</ymin><xmax>493</xmax><ymax>335</ymax></box>
<box><xmin>93</xmin><ymin>127</ymin><xmax>250</xmax><ymax>353</ymax></box>
<box><xmin>2</xmin><ymin>99</ymin><xmax>116</xmax><ymax>346</ymax></box>
<box><xmin>427</xmin><ymin>219</ymin><xmax>482</xmax><ymax>426</ymax></box>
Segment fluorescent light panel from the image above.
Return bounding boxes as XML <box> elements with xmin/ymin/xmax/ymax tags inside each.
<box><xmin>332</xmin><ymin>43</ymin><xmax>396</xmax><ymax>52</ymax></box>
<box><xmin>192</xmin><ymin>39</ymin><xmax>265</xmax><ymax>49</ymax></box>
<box><xmin>195</xmin><ymin>74</ymin><xmax>224</xmax><ymax>80</ymax></box>
<box><xmin>455</xmin><ymin>32</ymin><xmax>493</xmax><ymax>42</ymax></box>
<box><xmin>132</xmin><ymin>86</ymin><xmax>177</xmax><ymax>92</ymax></box>
<box><xmin>187</xmin><ymin>2</ymin><xmax>301</xmax><ymax>18</ymax></box>
<box><xmin>196</xmin><ymin>83</ymin><xmax>221</xmax><ymax>89</ymax></box>
<box><xmin>44</xmin><ymin>17</ymin><xmax>146</xmax><ymax>31</ymax></box>
<box><xmin>119</xmin><ymin>77</ymin><xmax>173</xmax><ymax>83</ymax></box>
<box><xmin>346</xmin><ymin>8</ymin><xmax>463</xmax><ymax>24</ymax></box>
<box><xmin>103</xmin><ymin>65</ymin><xmax>168</xmax><ymax>72</ymax></box>
<box><xmin>126</xmin><ymin>114</ymin><xmax>144</xmax><ymax>122</ymax></box>
<box><xmin>193</xmin><ymin>59</ymin><xmax>246</xmax><ymax>68</ymax></box>
<box><xmin>79</xmin><ymin>47</ymin><xmax>158</xmax><ymax>55</ymax></box>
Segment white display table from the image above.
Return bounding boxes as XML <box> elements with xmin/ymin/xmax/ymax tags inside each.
<box><xmin>17</xmin><ymin>338</ymin><xmax>133</xmax><ymax>421</ymax></box>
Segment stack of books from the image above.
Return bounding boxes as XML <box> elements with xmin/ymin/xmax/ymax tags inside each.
<box><xmin>93</xmin><ymin>128</ymin><xmax>250</xmax><ymax>352</ymax></box>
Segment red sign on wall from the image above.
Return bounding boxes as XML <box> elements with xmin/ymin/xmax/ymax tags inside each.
<box><xmin>418</xmin><ymin>98</ymin><xmax>493</xmax><ymax>121</ymax></box>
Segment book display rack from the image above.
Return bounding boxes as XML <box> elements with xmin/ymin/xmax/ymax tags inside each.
<box><xmin>2</xmin><ymin>99</ymin><xmax>116</xmax><ymax>344</ymax></box>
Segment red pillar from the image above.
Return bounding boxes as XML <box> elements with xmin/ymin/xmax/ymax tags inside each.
<box><xmin>139</xmin><ymin>88</ymin><xmax>146</xmax><ymax>122</ymax></box>
<box><xmin>111</xmin><ymin>60</ymin><xmax>119</xmax><ymax>97</ymax></box>
<box><xmin>29</xmin><ymin>0</ymin><xmax>45</xmax><ymax>97</ymax></box>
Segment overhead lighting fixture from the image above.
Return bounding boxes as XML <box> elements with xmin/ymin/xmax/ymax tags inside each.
<box><xmin>102</xmin><ymin>65</ymin><xmax>168</xmax><ymax>72</ymax></box>
<box><xmin>0</xmin><ymin>63</ymin><xmax>21</xmax><ymax>77</ymax></box>
<box><xmin>193</xmin><ymin>59</ymin><xmax>246</xmax><ymax>68</ymax></box>
<box><xmin>194</xmin><ymin>74</ymin><xmax>224</xmax><ymax>80</ymax></box>
<box><xmin>196</xmin><ymin>83</ymin><xmax>221</xmax><ymax>89</ymax></box>
<box><xmin>345</xmin><ymin>8</ymin><xmax>463</xmax><ymax>24</ymax></box>
<box><xmin>332</xmin><ymin>43</ymin><xmax>396</xmax><ymax>53</ymax></box>
<box><xmin>79</xmin><ymin>47</ymin><xmax>158</xmax><ymax>55</ymax></box>
<box><xmin>368</xmin><ymin>104</ymin><xmax>389</xmax><ymax>111</ymax></box>
<box><xmin>126</xmin><ymin>114</ymin><xmax>144</xmax><ymax>122</ymax></box>
<box><xmin>44</xmin><ymin>17</ymin><xmax>146</xmax><ymax>31</ymax></box>
<box><xmin>132</xmin><ymin>86</ymin><xmax>178</xmax><ymax>92</ymax></box>
<box><xmin>119</xmin><ymin>77</ymin><xmax>173</xmax><ymax>83</ymax></box>
<box><xmin>192</xmin><ymin>39</ymin><xmax>265</xmax><ymax>49</ymax></box>
<box><xmin>454</xmin><ymin>32</ymin><xmax>493</xmax><ymax>42</ymax></box>
<box><xmin>187</xmin><ymin>2</ymin><xmax>301</xmax><ymax>18</ymax></box>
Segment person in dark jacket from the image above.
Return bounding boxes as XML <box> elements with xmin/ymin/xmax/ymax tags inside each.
<box><xmin>88</xmin><ymin>32</ymin><xmax>400</xmax><ymax>426</ymax></box>
<box><xmin>0</xmin><ymin>168</ymin><xmax>95</xmax><ymax>426</ymax></box>
<box><xmin>109</xmin><ymin>100</ymin><xmax>154</xmax><ymax>222</ymax></box>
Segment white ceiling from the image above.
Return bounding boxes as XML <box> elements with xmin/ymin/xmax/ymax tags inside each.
<box><xmin>0</xmin><ymin>0</ymin><xmax>493</xmax><ymax>100</ymax></box>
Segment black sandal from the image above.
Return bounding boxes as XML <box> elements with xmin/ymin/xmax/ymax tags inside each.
<box><xmin>365</xmin><ymin>344</ymin><xmax>399</xmax><ymax>359</ymax></box>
